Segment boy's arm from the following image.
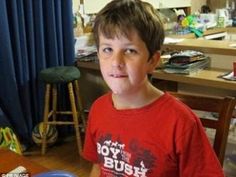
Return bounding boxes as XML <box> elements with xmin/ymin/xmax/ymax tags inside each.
<box><xmin>89</xmin><ymin>164</ymin><xmax>100</xmax><ymax>177</ymax></box>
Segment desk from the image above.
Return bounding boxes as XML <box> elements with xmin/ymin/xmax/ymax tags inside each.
<box><xmin>162</xmin><ymin>38</ymin><xmax>236</xmax><ymax>56</ymax></box>
<box><xmin>0</xmin><ymin>148</ymin><xmax>48</xmax><ymax>175</ymax></box>
<box><xmin>153</xmin><ymin>68</ymin><xmax>236</xmax><ymax>91</ymax></box>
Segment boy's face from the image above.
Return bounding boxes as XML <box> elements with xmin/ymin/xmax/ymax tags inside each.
<box><xmin>97</xmin><ymin>30</ymin><xmax>159</xmax><ymax>96</ymax></box>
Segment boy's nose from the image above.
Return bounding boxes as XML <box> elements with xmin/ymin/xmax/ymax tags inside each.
<box><xmin>111</xmin><ymin>52</ymin><xmax>125</xmax><ymax>68</ymax></box>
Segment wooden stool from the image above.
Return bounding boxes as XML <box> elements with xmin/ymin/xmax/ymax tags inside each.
<box><xmin>39</xmin><ymin>66</ymin><xmax>86</xmax><ymax>155</ymax></box>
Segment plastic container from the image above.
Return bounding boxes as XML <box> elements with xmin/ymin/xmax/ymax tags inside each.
<box><xmin>33</xmin><ymin>170</ymin><xmax>77</xmax><ymax>177</ymax></box>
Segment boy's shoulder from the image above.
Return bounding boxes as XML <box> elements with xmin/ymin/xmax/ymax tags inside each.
<box><xmin>94</xmin><ymin>92</ymin><xmax>111</xmax><ymax>104</ymax></box>
<box><xmin>90</xmin><ymin>92</ymin><xmax>112</xmax><ymax>110</ymax></box>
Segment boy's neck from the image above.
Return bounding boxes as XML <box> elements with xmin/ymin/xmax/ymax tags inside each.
<box><xmin>111</xmin><ymin>83</ymin><xmax>163</xmax><ymax>110</ymax></box>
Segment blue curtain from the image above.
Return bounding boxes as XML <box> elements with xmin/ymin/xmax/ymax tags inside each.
<box><xmin>0</xmin><ymin>0</ymin><xmax>74</xmax><ymax>145</ymax></box>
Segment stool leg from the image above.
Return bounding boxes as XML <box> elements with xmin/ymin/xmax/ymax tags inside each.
<box><xmin>74</xmin><ymin>80</ymin><xmax>87</xmax><ymax>128</ymax></box>
<box><xmin>41</xmin><ymin>84</ymin><xmax>51</xmax><ymax>155</ymax></box>
<box><xmin>52</xmin><ymin>84</ymin><xmax>57</xmax><ymax>121</ymax></box>
<box><xmin>68</xmin><ymin>82</ymin><xmax>83</xmax><ymax>155</ymax></box>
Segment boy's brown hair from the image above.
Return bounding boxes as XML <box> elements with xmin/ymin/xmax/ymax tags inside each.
<box><xmin>93</xmin><ymin>0</ymin><xmax>165</xmax><ymax>58</ymax></box>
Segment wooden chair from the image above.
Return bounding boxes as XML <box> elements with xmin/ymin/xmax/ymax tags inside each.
<box><xmin>169</xmin><ymin>92</ymin><xmax>236</xmax><ymax>166</ymax></box>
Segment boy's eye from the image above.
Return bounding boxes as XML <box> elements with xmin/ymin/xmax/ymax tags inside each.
<box><xmin>102</xmin><ymin>47</ymin><xmax>113</xmax><ymax>53</ymax></box>
<box><xmin>125</xmin><ymin>48</ymin><xmax>137</xmax><ymax>54</ymax></box>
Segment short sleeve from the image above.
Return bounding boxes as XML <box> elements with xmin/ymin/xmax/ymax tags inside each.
<box><xmin>177</xmin><ymin>117</ymin><xmax>225</xmax><ymax>177</ymax></box>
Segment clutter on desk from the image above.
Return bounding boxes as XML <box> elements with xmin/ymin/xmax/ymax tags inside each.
<box><xmin>173</xmin><ymin>14</ymin><xmax>204</xmax><ymax>37</ymax></box>
<box><xmin>161</xmin><ymin>50</ymin><xmax>210</xmax><ymax>75</ymax></box>
<box><xmin>75</xmin><ymin>46</ymin><xmax>97</xmax><ymax>62</ymax></box>
<box><xmin>74</xmin><ymin>34</ymin><xmax>97</xmax><ymax>62</ymax></box>
<box><xmin>217</xmin><ymin>59</ymin><xmax>236</xmax><ymax>81</ymax></box>
<box><xmin>164</xmin><ymin>37</ymin><xmax>185</xmax><ymax>44</ymax></box>
<box><xmin>159</xmin><ymin>9</ymin><xmax>204</xmax><ymax>37</ymax></box>
<box><xmin>161</xmin><ymin>1</ymin><xmax>235</xmax><ymax>38</ymax></box>
<box><xmin>218</xmin><ymin>71</ymin><xmax>236</xmax><ymax>81</ymax></box>
<box><xmin>168</xmin><ymin>50</ymin><xmax>206</xmax><ymax>64</ymax></box>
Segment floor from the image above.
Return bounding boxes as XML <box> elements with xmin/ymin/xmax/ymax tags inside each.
<box><xmin>26</xmin><ymin>137</ymin><xmax>92</xmax><ymax>177</ymax></box>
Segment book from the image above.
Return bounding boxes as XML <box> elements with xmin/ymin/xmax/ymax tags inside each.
<box><xmin>163</xmin><ymin>57</ymin><xmax>210</xmax><ymax>74</ymax></box>
<box><xmin>169</xmin><ymin>50</ymin><xmax>205</xmax><ymax>64</ymax></box>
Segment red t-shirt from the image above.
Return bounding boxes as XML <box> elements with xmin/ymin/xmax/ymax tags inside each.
<box><xmin>83</xmin><ymin>92</ymin><xmax>225</xmax><ymax>177</ymax></box>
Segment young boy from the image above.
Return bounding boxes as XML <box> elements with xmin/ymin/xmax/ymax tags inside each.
<box><xmin>82</xmin><ymin>0</ymin><xmax>225</xmax><ymax>176</ymax></box>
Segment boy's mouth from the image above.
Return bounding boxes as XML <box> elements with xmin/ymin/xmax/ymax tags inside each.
<box><xmin>110</xmin><ymin>73</ymin><xmax>127</xmax><ymax>78</ymax></box>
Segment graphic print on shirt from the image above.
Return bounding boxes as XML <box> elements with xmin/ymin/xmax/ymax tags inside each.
<box><xmin>97</xmin><ymin>134</ymin><xmax>156</xmax><ymax>177</ymax></box>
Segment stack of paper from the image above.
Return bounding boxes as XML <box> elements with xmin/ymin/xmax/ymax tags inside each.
<box><xmin>163</xmin><ymin>50</ymin><xmax>210</xmax><ymax>74</ymax></box>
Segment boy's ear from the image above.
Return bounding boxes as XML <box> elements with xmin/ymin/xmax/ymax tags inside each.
<box><xmin>147</xmin><ymin>52</ymin><xmax>161</xmax><ymax>73</ymax></box>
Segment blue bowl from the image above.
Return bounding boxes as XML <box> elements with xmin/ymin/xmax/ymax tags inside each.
<box><xmin>33</xmin><ymin>170</ymin><xmax>77</xmax><ymax>177</ymax></box>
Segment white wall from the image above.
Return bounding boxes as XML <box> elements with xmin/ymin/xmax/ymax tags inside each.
<box><xmin>82</xmin><ymin>0</ymin><xmax>195</xmax><ymax>14</ymax></box>
<box><xmin>72</xmin><ymin>0</ymin><xmax>80</xmax><ymax>13</ymax></box>
<box><xmin>208</xmin><ymin>54</ymin><xmax>235</xmax><ymax>70</ymax></box>
<box><xmin>191</xmin><ymin>0</ymin><xmax>207</xmax><ymax>13</ymax></box>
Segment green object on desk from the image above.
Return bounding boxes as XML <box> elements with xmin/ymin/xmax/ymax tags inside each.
<box><xmin>190</xmin><ymin>28</ymin><xmax>203</xmax><ymax>38</ymax></box>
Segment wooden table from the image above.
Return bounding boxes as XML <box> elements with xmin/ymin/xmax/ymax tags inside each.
<box><xmin>0</xmin><ymin>148</ymin><xmax>48</xmax><ymax>175</ymax></box>
<box><xmin>152</xmin><ymin>68</ymin><xmax>236</xmax><ymax>91</ymax></box>
<box><xmin>162</xmin><ymin>38</ymin><xmax>236</xmax><ymax>56</ymax></box>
